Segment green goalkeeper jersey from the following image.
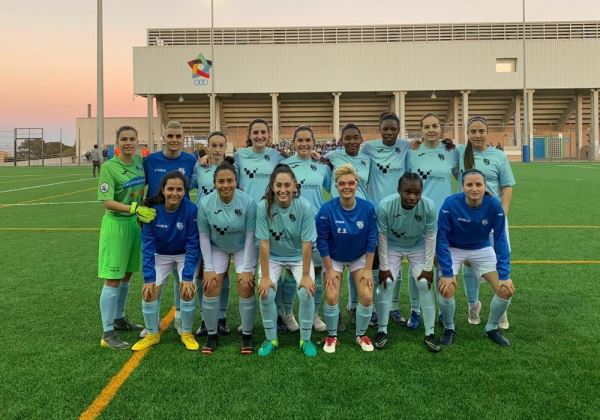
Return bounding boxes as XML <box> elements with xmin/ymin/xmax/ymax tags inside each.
<box><xmin>97</xmin><ymin>155</ymin><xmax>146</xmax><ymax>216</ymax></box>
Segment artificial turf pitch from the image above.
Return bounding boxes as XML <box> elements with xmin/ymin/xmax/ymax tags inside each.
<box><xmin>0</xmin><ymin>163</ymin><xmax>599</xmax><ymax>419</ymax></box>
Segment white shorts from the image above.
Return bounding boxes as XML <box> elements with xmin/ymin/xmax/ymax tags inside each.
<box><xmin>330</xmin><ymin>254</ymin><xmax>366</xmax><ymax>274</ymax></box>
<box><xmin>154</xmin><ymin>254</ymin><xmax>200</xmax><ymax>287</ymax></box>
<box><xmin>449</xmin><ymin>247</ymin><xmax>497</xmax><ymax>279</ymax></box>
<box><xmin>490</xmin><ymin>217</ymin><xmax>511</xmax><ymax>252</ymax></box>
<box><xmin>210</xmin><ymin>246</ymin><xmax>256</xmax><ymax>275</ymax></box>
<box><xmin>387</xmin><ymin>248</ymin><xmax>426</xmax><ymax>282</ymax></box>
<box><xmin>258</xmin><ymin>260</ymin><xmax>315</xmax><ymax>288</ymax></box>
<box><xmin>312</xmin><ymin>249</ymin><xmax>323</xmax><ymax>268</ymax></box>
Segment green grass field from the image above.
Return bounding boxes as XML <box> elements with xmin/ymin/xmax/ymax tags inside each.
<box><xmin>1</xmin><ymin>163</ymin><xmax>599</xmax><ymax>419</ymax></box>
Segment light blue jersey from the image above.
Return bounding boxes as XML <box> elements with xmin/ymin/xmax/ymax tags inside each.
<box><xmin>361</xmin><ymin>139</ymin><xmax>410</xmax><ymax>203</ymax></box>
<box><xmin>457</xmin><ymin>145</ymin><xmax>516</xmax><ymax>198</ymax></box>
<box><xmin>324</xmin><ymin>149</ymin><xmax>371</xmax><ymax>200</ymax></box>
<box><xmin>282</xmin><ymin>155</ymin><xmax>332</xmax><ymax>212</ymax></box>
<box><xmin>233</xmin><ymin>147</ymin><xmax>284</xmax><ymax>202</ymax></box>
<box><xmin>255</xmin><ymin>197</ymin><xmax>317</xmax><ymax>263</ymax></box>
<box><xmin>408</xmin><ymin>143</ymin><xmax>459</xmax><ymax>214</ymax></box>
<box><xmin>197</xmin><ymin>190</ymin><xmax>257</xmax><ymax>254</ymax></box>
<box><xmin>377</xmin><ymin>194</ymin><xmax>437</xmax><ymax>252</ymax></box>
<box><xmin>191</xmin><ymin>163</ymin><xmax>217</xmax><ymax>205</ymax></box>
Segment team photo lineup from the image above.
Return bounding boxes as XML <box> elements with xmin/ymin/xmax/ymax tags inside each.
<box><xmin>97</xmin><ymin>112</ymin><xmax>516</xmax><ymax>357</ymax></box>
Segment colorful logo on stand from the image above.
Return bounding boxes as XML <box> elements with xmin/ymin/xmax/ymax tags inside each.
<box><xmin>187</xmin><ymin>53</ymin><xmax>212</xmax><ymax>85</ymax></box>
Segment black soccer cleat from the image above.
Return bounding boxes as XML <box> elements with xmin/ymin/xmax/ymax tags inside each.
<box><xmin>195</xmin><ymin>320</ymin><xmax>207</xmax><ymax>338</ymax></box>
<box><xmin>240</xmin><ymin>333</ymin><xmax>254</xmax><ymax>355</ymax></box>
<box><xmin>113</xmin><ymin>317</ymin><xmax>143</xmax><ymax>331</ymax></box>
<box><xmin>486</xmin><ymin>329</ymin><xmax>511</xmax><ymax>347</ymax></box>
<box><xmin>202</xmin><ymin>334</ymin><xmax>219</xmax><ymax>355</ymax></box>
<box><xmin>424</xmin><ymin>334</ymin><xmax>441</xmax><ymax>353</ymax></box>
<box><xmin>440</xmin><ymin>328</ymin><xmax>456</xmax><ymax>346</ymax></box>
<box><xmin>374</xmin><ymin>331</ymin><xmax>388</xmax><ymax>349</ymax></box>
<box><xmin>218</xmin><ymin>318</ymin><xmax>230</xmax><ymax>336</ymax></box>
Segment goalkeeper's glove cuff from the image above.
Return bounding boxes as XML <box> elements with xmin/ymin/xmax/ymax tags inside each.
<box><xmin>130</xmin><ymin>202</ymin><xmax>138</xmax><ymax>215</ymax></box>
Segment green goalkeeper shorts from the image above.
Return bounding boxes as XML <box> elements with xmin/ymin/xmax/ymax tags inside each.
<box><xmin>98</xmin><ymin>212</ymin><xmax>141</xmax><ymax>279</ymax></box>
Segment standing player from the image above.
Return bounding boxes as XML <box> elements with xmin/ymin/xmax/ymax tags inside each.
<box><xmin>255</xmin><ymin>164</ymin><xmax>318</xmax><ymax>357</ymax></box>
<box><xmin>198</xmin><ymin>161</ymin><xmax>258</xmax><ymax>355</ymax></box>
<box><xmin>131</xmin><ymin>171</ymin><xmax>200</xmax><ymax>351</ymax></box>
<box><xmin>376</xmin><ymin>173</ymin><xmax>439</xmax><ymax>352</ymax></box>
<box><xmin>436</xmin><ymin>169</ymin><xmax>515</xmax><ymax>346</ymax></box>
<box><xmin>282</xmin><ymin>125</ymin><xmax>332</xmax><ymax>332</ymax></box>
<box><xmin>316</xmin><ymin>164</ymin><xmax>378</xmax><ymax>353</ymax></box>
<box><xmin>98</xmin><ymin>126</ymin><xmax>153</xmax><ymax>349</ymax></box>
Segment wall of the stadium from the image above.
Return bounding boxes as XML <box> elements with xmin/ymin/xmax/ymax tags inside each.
<box><xmin>134</xmin><ymin>39</ymin><xmax>600</xmax><ymax>95</ymax></box>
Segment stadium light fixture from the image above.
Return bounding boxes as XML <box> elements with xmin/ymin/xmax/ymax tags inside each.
<box><xmin>430</xmin><ymin>91</ymin><xmax>437</xmax><ymax>99</ymax></box>
<box><xmin>178</xmin><ymin>94</ymin><xmax>184</xmax><ymax>102</ymax></box>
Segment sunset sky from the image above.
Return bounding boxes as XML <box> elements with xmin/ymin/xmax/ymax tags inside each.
<box><xmin>1</xmin><ymin>0</ymin><xmax>598</xmax><ymax>147</ymax></box>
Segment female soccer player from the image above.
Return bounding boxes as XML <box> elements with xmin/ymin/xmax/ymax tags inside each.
<box><xmin>459</xmin><ymin>116</ymin><xmax>515</xmax><ymax>328</ymax></box>
<box><xmin>198</xmin><ymin>161</ymin><xmax>257</xmax><ymax>355</ymax></box>
<box><xmin>316</xmin><ymin>164</ymin><xmax>378</xmax><ymax>353</ymax></box>
<box><xmin>131</xmin><ymin>171</ymin><xmax>200</xmax><ymax>351</ymax></box>
<box><xmin>436</xmin><ymin>169</ymin><xmax>515</xmax><ymax>347</ymax></box>
<box><xmin>376</xmin><ymin>173</ymin><xmax>439</xmax><ymax>352</ymax></box>
<box><xmin>98</xmin><ymin>126</ymin><xmax>153</xmax><ymax>350</ymax></box>
<box><xmin>255</xmin><ymin>164</ymin><xmax>318</xmax><ymax>357</ymax></box>
<box><xmin>282</xmin><ymin>125</ymin><xmax>332</xmax><ymax>332</ymax></box>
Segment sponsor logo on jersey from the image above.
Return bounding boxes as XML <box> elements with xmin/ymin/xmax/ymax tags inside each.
<box><xmin>334</xmin><ymin>220</ymin><xmax>345</xmax><ymax>224</ymax></box>
<box><xmin>417</xmin><ymin>168</ymin><xmax>432</xmax><ymax>180</ymax></box>
<box><xmin>375</xmin><ymin>163</ymin><xmax>391</xmax><ymax>174</ymax></box>
<box><xmin>201</xmin><ymin>186</ymin><xmax>214</xmax><ymax>196</ymax></box>
<box><xmin>157</xmin><ymin>224</ymin><xmax>168</xmax><ymax>229</ymax></box>
<box><xmin>176</xmin><ymin>222</ymin><xmax>184</xmax><ymax>230</ymax></box>
<box><xmin>122</xmin><ymin>176</ymin><xmax>145</xmax><ymax>189</ymax></box>
<box><xmin>337</xmin><ymin>227</ymin><xmax>348</xmax><ymax>234</ymax></box>
<box><xmin>269</xmin><ymin>229</ymin><xmax>284</xmax><ymax>241</ymax></box>
<box><xmin>213</xmin><ymin>225</ymin><xmax>228</xmax><ymax>235</ymax></box>
<box><xmin>414</xmin><ymin>214</ymin><xmax>423</xmax><ymax>222</ymax></box>
<box><xmin>356</xmin><ymin>221</ymin><xmax>364</xmax><ymax>229</ymax></box>
<box><xmin>154</xmin><ymin>168</ymin><xmax>167</xmax><ymax>173</ymax></box>
<box><xmin>100</xmin><ymin>183</ymin><xmax>110</xmax><ymax>193</ymax></box>
<box><xmin>457</xmin><ymin>217</ymin><xmax>471</xmax><ymax>223</ymax></box>
<box><xmin>390</xmin><ymin>228</ymin><xmax>405</xmax><ymax>239</ymax></box>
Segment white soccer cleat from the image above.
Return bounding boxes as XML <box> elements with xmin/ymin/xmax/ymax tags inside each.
<box><xmin>498</xmin><ymin>311</ymin><xmax>510</xmax><ymax>330</ymax></box>
<box><xmin>284</xmin><ymin>313</ymin><xmax>300</xmax><ymax>332</ymax></box>
<box><xmin>467</xmin><ymin>300</ymin><xmax>482</xmax><ymax>325</ymax></box>
<box><xmin>323</xmin><ymin>336</ymin><xmax>338</xmax><ymax>353</ymax></box>
<box><xmin>313</xmin><ymin>315</ymin><xmax>327</xmax><ymax>332</ymax></box>
<box><xmin>356</xmin><ymin>335</ymin><xmax>374</xmax><ymax>352</ymax></box>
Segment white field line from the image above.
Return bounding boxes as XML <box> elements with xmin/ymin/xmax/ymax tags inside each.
<box><xmin>0</xmin><ymin>200</ymin><xmax>99</xmax><ymax>207</ymax></box>
<box><xmin>0</xmin><ymin>178</ymin><xmax>95</xmax><ymax>194</ymax></box>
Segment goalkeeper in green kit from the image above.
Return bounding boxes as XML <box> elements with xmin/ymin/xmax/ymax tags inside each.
<box><xmin>97</xmin><ymin>126</ymin><xmax>157</xmax><ymax>350</ymax></box>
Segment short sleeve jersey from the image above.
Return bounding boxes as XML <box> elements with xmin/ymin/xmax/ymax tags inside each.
<box><xmin>457</xmin><ymin>145</ymin><xmax>516</xmax><ymax>198</ymax></box>
<box><xmin>197</xmin><ymin>190</ymin><xmax>257</xmax><ymax>254</ymax></box>
<box><xmin>282</xmin><ymin>155</ymin><xmax>332</xmax><ymax>212</ymax></box>
<box><xmin>324</xmin><ymin>149</ymin><xmax>371</xmax><ymax>200</ymax></box>
<box><xmin>377</xmin><ymin>194</ymin><xmax>437</xmax><ymax>252</ymax></box>
<box><xmin>98</xmin><ymin>155</ymin><xmax>145</xmax><ymax>215</ymax></box>
<box><xmin>408</xmin><ymin>143</ymin><xmax>459</xmax><ymax>214</ymax></box>
<box><xmin>234</xmin><ymin>147</ymin><xmax>284</xmax><ymax>202</ymax></box>
<box><xmin>192</xmin><ymin>163</ymin><xmax>217</xmax><ymax>206</ymax></box>
<box><xmin>143</xmin><ymin>151</ymin><xmax>198</xmax><ymax>198</ymax></box>
<box><xmin>361</xmin><ymin>139</ymin><xmax>410</xmax><ymax>203</ymax></box>
<box><xmin>255</xmin><ymin>197</ymin><xmax>317</xmax><ymax>262</ymax></box>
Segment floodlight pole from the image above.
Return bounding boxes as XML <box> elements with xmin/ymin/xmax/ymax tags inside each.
<box><xmin>97</xmin><ymin>0</ymin><xmax>104</xmax><ymax>151</ymax></box>
<box><xmin>522</xmin><ymin>0</ymin><xmax>531</xmax><ymax>161</ymax></box>
<box><xmin>210</xmin><ymin>0</ymin><xmax>216</xmax><ymax>131</ymax></box>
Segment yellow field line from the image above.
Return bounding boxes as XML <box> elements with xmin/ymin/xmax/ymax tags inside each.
<box><xmin>510</xmin><ymin>225</ymin><xmax>600</xmax><ymax>229</ymax></box>
<box><xmin>0</xmin><ymin>227</ymin><xmax>99</xmax><ymax>231</ymax></box>
<box><xmin>513</xmin><ymin>260</ymin><xmax>600</xmax><ymax>264</ymax></box>
<box><xmin>79</xmin><ymin>307</ymin><xmax>176</xmax><ymax>420</ymax></box>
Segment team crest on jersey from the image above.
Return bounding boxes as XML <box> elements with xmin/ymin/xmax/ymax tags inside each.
<box><xmin>360</xmin><ymin>160</ymin><xmax>367</xmax><ymax>166</ymax></box>
<box><xmin>438</xmin><ymin>154</ymin><xmax>445</xmax><ymax>161</ymax></box>
<box><xmin>482</xmin><ymin>219</ymin><xmax>488</xmax><ymax>226</ymax></box>
<box><xmin>483</xmin><ymin>158</ymin><xmax>491</xmax><ymax>165</ymax></box>
<box><xmin>176</xmin><ymin>222</ymin><xmax>184</xmax><ymax>230</ymax></box>
<box><xmin>289</xmin><ymin>214</ymin><xmax>296</xmax><ymax>222</ymax></box>
<box><xmin>415</xmin><ymin>214</ymin><xmax>423</xmax><ymax>222</ymax></box>
<box><xmin>235</xmin><ymin>209</ymin><xmax>243</xmax><ymax>216</ymax></box>
<box><xmin>395</xmin><ymin>147</ymin><xmax>401</xmax><ymax>153</ymax></box>
<box><xmin>100</xmin><ymin>183</ymin><xmax>110</xmax><ymax>193</ymax></box>
<box><xmin>356</xmin><ymin>221</ymin><xmax>364</xmax><ymax>229</ymax></box>
<box><xmin>264</xmin><ymin>154</ymin><xmax>271</xmax><ymax>161</ymax></box>
<box><xmin>310</xmin><ymin>164</ymin><xmax>317</xmax><ymax>171</ymax></box>
<box><xmin>178</xmin><ymin>168</ymin><xmax>186</xmax><ymax>175</ymax></box>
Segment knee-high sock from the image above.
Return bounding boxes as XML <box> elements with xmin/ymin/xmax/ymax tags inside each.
<box><xmin>180</xmin><ymin>297</ymin><xmax>195</xmax><ymax>334</ymax></box>
<box><xmin>202</xmin><ymin>295</ymin><xmax>220</xmax><ymax>335</ymax></box>
<box><xmin>142</xmin><ymin>299</ymin><xmax>160</xmax><ymax>334</ymax></box>
<box><xmin>219</xmin><ymin>274</ymin><xmax>231</xmax><ymax>319</ymax></box>
<box><xmin>438</xmin><ymin>296</ymin><xmax>456</xmax><ymax>331</ymax></box>
<box><xmin>115</xmin><ymin>281</ymin><xmax>130</xmax><ymax>319</ymax></box>
<box><xmin>407</xmin><ymin>272</ymin><xmax>421</xmax><ymax>313</ymax></box>
<box><xmin>356</xmin><ymin>302</ymin><xmax>373</xmax><ymax>336</ymax></box>
<box><xmin>391</xmin><ymin>272</ymin><xmax>402</xmax><ymax>311</ymax></box>
<box><xmin>282</xmin><ymin>271</ymin><xmax>297</xmax><ymax>316</ymax></box>
<box><xmin>173</xmin><ymin>273</ymin><xmax>181</xmax><ymax>315</ymax></box>
<box><xmin>275</xmin><ymin>277</ymin><xmax>284</xmax><ymax>315</ymax></box>
<box><xmin>376</xmin><ymin>279</ymin><xmax>394</xmax><ymax>334</ymax></box>
<box><xmin>371</xmin><ymin>269</ymin><xmax>379</xmax><ymax>314</ymax></box>
<box><xmin>100</xmin><ymin>285</ymin><xmax>119</xmax><ymax>332</ymax></box>
<box><xmin>314</xmin><ymin>272</ymin><xmax>323</xmax><ymax>315</ymax></box>
<box><xmin>324</xmin><ymin>303</ymin><xmax>339</xmax><ymax>337</ymax></box>
<box><xmin>463</xmin><ymin>266</ymin><xmax>480</xmax><ymax>306</ymax></box>
<box><xmin>239</xmin><ymin>296</ymin><xmax>256</xmax><ymax>335</ymax></box>
<box><xmin>416</xmin><ymin>278</ymin><xmax>435</xmax><ymax>336</ymax></box>
<box><xmin>259</xmin><ymin>288</ymin><xmax>278</xmax><ymax>341</ymax></box>
<box><xmin>348</xmin><ymin>272</ymin><xmax>358</xmax><ymax>310</ymax></box>
<box><xmin>195</xmin><ymin>277</ymin><xmax>203</xmax><ymax>311</ymax></box>
<box><xmin>486</xmin><ymin>295</ymin><xmax>512</xmax><ymax>332</ymax></box>
<box><xmin>297</xmin><ymin>288</ymin><xmax>315</xmax><ymax>341</ymax></box>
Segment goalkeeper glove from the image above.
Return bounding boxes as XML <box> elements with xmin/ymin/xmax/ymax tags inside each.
<box><xmin>130</xmin><ymin>202</ymin><xmax>156</xmax><ymax>223</ymax></box>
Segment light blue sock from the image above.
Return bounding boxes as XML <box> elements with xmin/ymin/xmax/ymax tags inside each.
<box><xmin>391</xmin><ymin>272</ymin><xmax>402</xmax><ymax>311</ymax></box>
<box><xmin>438</xmin><ymin>296</ymin><xmax>456</xmax><ymax>330</ymax></box>
<box><xmin>324</xmin><ymin>303</ymin><xmax>339</xmax><ymax>336</ymax></box>
<box><xmin>282</xmin><ymin>271</ymin><xmax>297</xmax><ymax>316</ymax></box>
<box><xmin>180</xmin><ymin>297</ymin><xmax>195</xmax><ymax>333</ymax></box>
<box><xmin>202</xmin><ymin>295</ymin><xmax>220</xmax><ymax>335</ymax></box>
<box><xmin>463</xmin><ymin>266</ymin><xmax>480</xmax><ymax>306</ymax></box>
<box><xmin>375</xmin><ymin>279</ymin><xmax>394</xmax><ymax>334</ymax></box>
<box><xmin>298</xmin><ymin>288</ymin><xmax>315</xmax><ymax>341</ymax></box>
<box><xmin>115</xmin><ymin>281</ymin><xmax>130</xmax><ymax>319</ymax></box>
<box><xmin>239</xmin><ymin>296</ymin><xmax>256</xmax><ymax>335</ymax></box>
<box><xmin>486</xmin><ymin>295</ymin><xmax>512</xmax><ymax>332</ymax></box>
<box><xmin>195</xmin><ymin>277</ymin><xmax>203</xmax><ymax>311</ymax></box>
<box><xmin>356</xmin><ymin>302</ymin><xmax>373</xmax><ymax>336</ymax></box>
<box><xmin>314</xmin><ymin>272</ymin><xmax>323</xmax><ymax>315</ymax></box>
<box><xmin>173</xmin><ymin>271</ymin><xmax>181</xmax><ymax>312</ymax></box>
<box><xmin>371</xmin><ymin>269</ymin><xmax>379</xmax><ymax>315</ymax></box>
<box><xmin>348</xmin><ymin>272</ymin><xmax>358</xmax><ymax>310</ymax></box>
<box><xmin>260</xmin><ymin>288</ymin><xmax>278</xmax><ymax>341</ymax></box>
<box><xmin>275</xmin><ymin>277</ymin><xmax>284</xmax><ymax>315</ymax></box>
<box><xmin>142</xmin><ymin>299</ymin><xmax>160</xmax><ymax>334</ymax></box>
<box><xmin>219</xmin><ymin>274</ymin><xmax>230</xmax><ymax>319</ymax></box>
<box><xmin>416</xmin><ymin>278</ymin><xmax>436</xmax><ymax>336</ymax></box>
<box><xmin>408</xmin><ymin>272</ymin><xmax>421</xmax><ymax>313</ymax></box>
<box><xmin>99</xmin><ymin>285</ymin><xmax>119</xmax><ymax>332</ymax></box>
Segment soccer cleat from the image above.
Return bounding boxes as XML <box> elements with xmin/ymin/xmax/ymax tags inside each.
<box><xmin>277</xmin><ymin>315</ymin><xmax>289</xmax><ymax>332</ymax></box>
<box><xmin>218</xmin><ymin>318</ymin><xmax>231</xmax><ymax>336</ymax></box>
<box><xmin>348</xmin><ymin>308</ymin><xmax>357</xmax><ymax>325</ymax></box>
<box><xmin>139</xmin><ymin>328</ymin><xmax>148</xmax><ymax>338</ymax></box>
<box><xmin>424</xmin><ymin>334</ymin><xmax>442</xmax><ymax>353</ymax></box>
<box><xmin>300</xmin><ymin>340</ymin><xmax>318</xmax><ymax>357</ymax></box>
<box><xmin>337</xmin><ymin>314</ymin><xmax>346</xmax><ymax>332</ymax></box>
<box><xmin>180</xmin><ymin>332</ymin><xmax>199</xmax><ymax>351</ymax></box>
<box><xmin>284</xmin><ymin>313</ymin><xmax>300</xmax><ymax>332</ymax></box>
<box><xmin>374</xmin><ymin>331</ymin><xmax>388</xmax><ymax>349</ymax></box>
<box><xmin>195</xmin><ymin>321</ymin><xmax>207</xmax><ymax>337</ymax></box>
<box><xmin>389</xmin><ymin>309</ymin><xmax>406</xmax><ymax>325</ymax></box>
<box><xmin>406</xmin><ymin>310</ymin><xmax>421</xmax><ymax>330</ymax></box>
<box><xmin>440</xmin><ymin>328</ymin><xmax>456</xmax><ymax>346</ymax></box>
<box><xmin>240</xmin><ymin>334</ymin><xmax>254</xmax><ymax>355</ymax></box>
<box><xmin>257</xmin><ymin>339</ymin><xmax>278</xmax><ymax>357</ymax></box>
<box><xmin>100</xmin><ymin>331</ymin><xmax>131</xmax><ymax>350</ymax></box>
<box><xmin>237</xmin><ymin>324</ymin><xmax>243</xmax><ymax>334</ymax></box>
<box><xmin>486</xmin><ymin>329</ymin><xmax>511</xmax><ymax>347</ymax></box>
<box><xmin>369</xmin><ymin>312</ymin><xmax>379</xmax><ymax>328</ymax></box>
<box><xmin>173</xmin><ymin>317</ymin><xmax>183</xmax><ymax>335</ymax></box>
<box><xmin>131</xmin><ymin>332</ymin><xmax>160</xmax><ymax>351</ymax></box>
<box><xmin>498</xmin><ymin>312</ymin><xmax>510</xmax><ymax>330</ymax></box>
<box><xmin>313</xmin><ymin>315</ymin><xmax>327</xmax><ymax>332</ymax></box>
<box><xmin>356</xmin><ymin>335</ymin><xmax>375</xmax><ymax>352</ymax></box>
<box><xmin>468</xmin><ymin>301</ymin><xmax>482</xmax><ymax>325</ymax></box>
<box><xmin>201</xmin><ymin>334</ymin><xmax>218</xmax><ymax>355</ymax></box>
<box><xmin>322</xmin><ymin>336</ymin><xmax>339</xmax><ymax>354</ymax></box>
<box><xmin>113</xmin><ymin>317</ymin><xmax>143</xmax><ymax>331</ymax></box>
